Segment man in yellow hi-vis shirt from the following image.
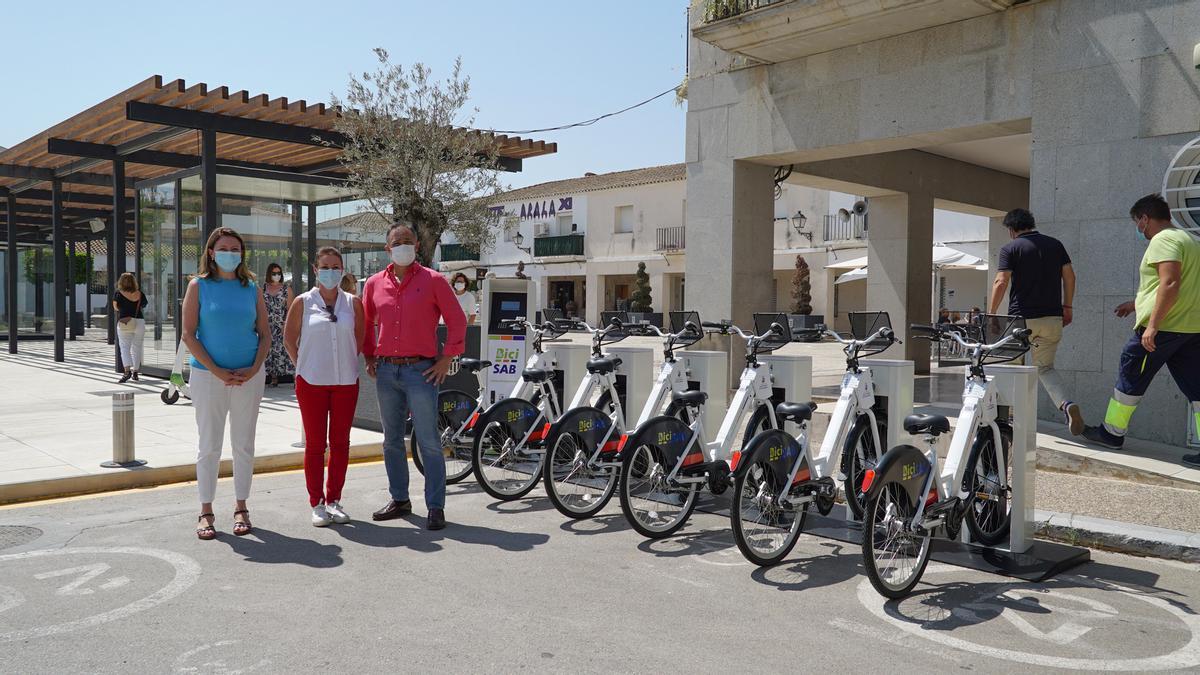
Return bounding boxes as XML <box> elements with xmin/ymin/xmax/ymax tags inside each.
<box><xmin>1081</xmin><ymin>194</ymin><xmax>1200</xmax><ymax>468</ymax></box>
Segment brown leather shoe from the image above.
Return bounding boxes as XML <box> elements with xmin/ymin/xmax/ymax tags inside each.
<box><xmin>427</xmin><ymin>508</ymin><xmax>446</xmax><ymax>531</ymax></box>
<box><xmin>372</xmin><ymin>499</ymin><xmax>412</xmax><ymax>521</ymax></box>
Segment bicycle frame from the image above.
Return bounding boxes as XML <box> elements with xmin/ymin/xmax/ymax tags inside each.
<box><xmin>460</xmin><ymin>320</ymin><xmax>565</xmax><ymax>445</ymax></box>
<box><xmin>812</xmin><ymin>366</ymin><xmax>883</xmax><ymax>481</ymax></box>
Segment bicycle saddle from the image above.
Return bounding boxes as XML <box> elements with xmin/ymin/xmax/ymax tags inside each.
<box><xmin>522</xmin><ymin>368</ymin><xmax>554</xmax><ymax>383</ymax></box>
<box><xmin>671</xmin><ymin>390</ymin><xmax>708</xmax><ymax>407</ymax></box>
<box><xmin>585</xmin><ymin>356</ymin><xmax>622</xmax><ymax>375</ymax></box>
<box><xmin>904</xmin><ymin>413</ymin><xmax>950</xmax><ymax>436</ymax></box>
<box><xmin>775</xmin><ymin>401</ymin><xmax>817</xmax><ymax>423</ymax></box>
<box><xmin>458</xmin><ymin>358</ymin><xmax>492</xmax><ymax>373</ymax></box>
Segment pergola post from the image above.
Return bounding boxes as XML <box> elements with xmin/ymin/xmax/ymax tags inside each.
<box><xmin>6</xmin><ymin>192</ymin><xmax>17</xmax><ymax>353</ymax></box>
<box><xmin>112</xmin><ymin>160</ymin><xmax>126</xmax><ymax>372</ymax></box>
<box><xmin>307</xmin><ymin>203</ymin><xmax>317</xmax><ymax>288</ymax></box>
<box><xmin>290</xmin><ymin>203</ymin><xmax>304</xmax><ymax>296</ymax></box>
<box><xmin>106</xmin><ymin>216</ymin><xmax>115</xmax><ymax>348</ymax></box>
<box><xmin>173</xmin><ymin>179</ymin><xmax>183</xmax><ymax>348</ymax></box>
<box><xmin>85</xmin><ymin>237</ymin><xmax>92</xmax><ymax>328</ymax></box>
<box><xmin>51</xmin><ymin>179</ymin><xmax>65</xmax><ymax>362</ymax></box>
<box><xmin>201</xmin><ymin>129</ymin><xmax>218</xmax><ymax>239</ymax></box>
<box><xmin>68</xmin><ymin>229</ymin><xmax>77</xmax><ymax>340</ymax></box>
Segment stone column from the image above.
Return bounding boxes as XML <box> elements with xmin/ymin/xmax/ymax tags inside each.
<box><xmin>649</xmin><ymin>272</ymin><xmax>667</xmax><ymax>314</ymax></box>
<box><xmin>866</xmin><ymin>193</ymin><xmax>934</xmax><ymax>373</ymax></box>
<box><xmin>584</xmin><ymin>270</ymin><xmax>601</xmax><ymax>325</ymax></box>
<box><xmin>986</xmin><ymin>215</ymin><xmax>1007</xmax><ymax>311</ymax></box>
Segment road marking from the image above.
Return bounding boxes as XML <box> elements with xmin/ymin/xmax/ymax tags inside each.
<box><xmin>828</xmin><ymin>618</ymin><xmax>967</xmax><ymax>663</ymax></box>
<box><xmin>171</xmin><ymin>640</ymin><xmax>271</xmax><ymax>674</ymax></box>
<box><xmin>857</xmin><ymin>564</ymin><xmax>1200</xmax><ymax>671</ymax></box>
<box><xmin>34</xmin><ymin>563</ymin><xmax>123</xmax><ymax>596</ymax></box>
<box><xmin>0</xmin><ymin>546</ymin><xmax>201</xmax><ymax>643</ymax></box>
<box><xmin>0</xmin><ymin>585</ymin><xmax>23</xmax><ymax>615</ymax></box>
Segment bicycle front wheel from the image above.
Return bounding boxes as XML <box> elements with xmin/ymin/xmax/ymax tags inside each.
<box><xmin>842</xmin><ymin>414</ymin><xmax>883</xmax><ymax>519</ymax></box>
<box><xmin>473</xmin><ymin>419</ymin><xmax>542</xmax><ymax>500</ymax></box>
<box><xmin>619</xmin><ymin>442</ymin><xmax>698</xmax><ymax>538</ymax></box>
<box><xmin>410</xmin><ymin>404</ymin><xmax>475</xmax><ymax>484</ymax></box>
<box><xmin>963</xmin><ymin>425</ymin><xmax>1012</xmax><ymax>546</ymax></box>
<box><xmin>731</xmin><ymin>461</ymin><xmax>806</xmax><ymax>566</ymax></box>
<box><xmin>544</xmin><ymin>425</ymin><xmax>618</xmax><ymax>519</ymax></box>
<box><xmin>862</xmin><ymin>480</ymin><xmax>931</xmax><ymax>599</ymax></box>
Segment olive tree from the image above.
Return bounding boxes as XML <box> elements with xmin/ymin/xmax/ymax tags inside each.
<box><xmin>332</xmin><ymin>49</ymin><xmax>506</xmax><ymax>265</ymax></box>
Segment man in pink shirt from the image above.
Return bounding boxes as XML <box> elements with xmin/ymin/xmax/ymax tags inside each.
<box><xmin>363</xmin><ymin>223</ymin><xmax>466</xmax><ymax>530</ymax></box>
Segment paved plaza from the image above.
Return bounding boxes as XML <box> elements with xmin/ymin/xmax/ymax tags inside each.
<box><xmin>1</xmin><ymin>465</ymin><xmax>1199</xmax><ymax>674</ymax></box>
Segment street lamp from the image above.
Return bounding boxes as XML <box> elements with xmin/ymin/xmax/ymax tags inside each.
<box><xmin>513</xmin><ymin>231</ymin><xmax>531</xmax><ymax>255</ymax></box>
<box><xmin>790</xmin><ymin>210</ymin><xmax>812</xmax><ymax>243</ymax></box>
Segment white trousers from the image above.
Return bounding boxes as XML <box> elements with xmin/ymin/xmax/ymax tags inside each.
<box><xmin>191</xmin><ymin>368</ymin><xmax>265</xmax><ymax>504</ymax></box>
<box><xmin>116</xmin><ymin>318</ymin><xmax>146</xmax><ymax>371</ymax></box>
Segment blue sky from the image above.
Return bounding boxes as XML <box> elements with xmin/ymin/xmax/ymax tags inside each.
<box><xmin>0</xmin><ymin>0</ymin><xmax>689</xmax><ymax>189</ymax></box>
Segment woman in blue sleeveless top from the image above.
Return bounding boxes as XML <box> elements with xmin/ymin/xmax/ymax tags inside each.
<box><xmin>181</xmin><ymin>227</ymin><xmax>271</xmax><ymax>540</ymax></box>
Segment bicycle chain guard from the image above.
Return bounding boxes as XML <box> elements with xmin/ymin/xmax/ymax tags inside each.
<box><xmin>707</xmin><ymin>461</ymin><xmax>731</xmax><ymax>495</ymax></box>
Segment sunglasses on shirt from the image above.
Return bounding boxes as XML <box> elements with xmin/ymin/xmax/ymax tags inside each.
<box><xmin>324</xmin><ymin>304</ymin><xmax>337</xmax><ymax>322</ymax></box>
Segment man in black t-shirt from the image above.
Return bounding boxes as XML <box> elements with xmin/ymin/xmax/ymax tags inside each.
<box><xmin>988</xmin><ymin>208</ymin><xmax>1081</xmax><ymax>433</ymax></box>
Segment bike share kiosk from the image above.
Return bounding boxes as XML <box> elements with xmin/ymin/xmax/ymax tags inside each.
<box><xmin>479</xmin><ymin>278</ymin><xmax>532</xmax><ymax>405</ymax></box>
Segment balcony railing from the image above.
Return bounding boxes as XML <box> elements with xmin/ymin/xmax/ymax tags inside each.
<box><xmin>534</xmin><ymin>233</ymin><xmax>584</xmax><ymax>258</ymax></box>
<box><xmin>655</xmin><ymin>225</ymin><xmax>686</xmax><ymax>251</ymax></box>
<box><xmin>438</xmin><ymin>243</ymin><xmax>479</xmax><ymax>262</ymax></box>
<box><xmin>823</xmin><ymin>214</ymin><xmax>866</xmax><ymax>242</ymax></box>
<box><xmin>701</xmin><ymin>0</ymin><xmax>781</xmax><ymax>24</ymax></box>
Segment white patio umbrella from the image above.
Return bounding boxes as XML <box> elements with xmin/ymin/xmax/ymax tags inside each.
<box><xmin>835</xmin><ymin>267</ymin><xmax>867</xmax><ymax>284</ymax></box>
<box><xmin>824</xmin><ymin>245</ymin><xmax>986</xmax><ymax>273</ymax></box>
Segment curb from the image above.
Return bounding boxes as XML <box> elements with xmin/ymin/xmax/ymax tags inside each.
<box><xmin>1036</xmin><ymin>446</ymin><xmax>1199</xmax><ymax>492</ymax></box>
<box><xmin>1034</xmin><ymin>509</ymin><xmax>1200</xmax><ymax>563</ymax></box>
<box><xmin>0</xmin><ymin>442</ymin><xmax>384</xmax><ymax>506</ymax></box>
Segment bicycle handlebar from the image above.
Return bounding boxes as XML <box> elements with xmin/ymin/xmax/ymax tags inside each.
<box><xmin>825</xmin><ymin>325</ymin><xmax>895</xmax><ymax>347</ymax></box>
<box><xmin>910</xmin><ymin>323</ymin><xmax>1031</xmax><ymax>353</ymax></box>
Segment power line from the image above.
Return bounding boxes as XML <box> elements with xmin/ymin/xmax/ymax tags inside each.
<box><xmin>482</xmin><ymin>86</ymin><xmax>679</xmax><ymax>135</ymax></box>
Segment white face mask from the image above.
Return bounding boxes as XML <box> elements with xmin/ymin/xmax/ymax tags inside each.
<box><xmin>390</xmin><ymin>244</ymin><xmax>416</xmax><ymax>266</ymax></box>
<box><xmin>454</xmin><ymin>282</ymin><xmax>466</xmax><ymax>291</ymax></box>
<box><xmin>272</xmin><ymin>274</ymin><xmax>282</xmax><ymax>282</ymax></box>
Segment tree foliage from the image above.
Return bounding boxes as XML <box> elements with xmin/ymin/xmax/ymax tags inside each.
<box><xmin>790</xmin><ymin>254</ymin><xmax>812</xmax><ymax>315</ymax></box>
<box><xmin>332</xmin><ymin>49</ymin><xmax>506</xmax><ymax>266</ymax></box>
<box><xmin>630</xmin><ymin>262</ymin><xmax>653</xmax><ymax>312</ymax></box>
<box><xmin>24</xmin><ymin>249</ymin><xmax>92</xmax><ymax>286</ymax></box>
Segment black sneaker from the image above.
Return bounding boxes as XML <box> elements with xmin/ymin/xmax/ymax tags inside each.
<box><xmin>132</xmin><ymin>371</ymin><xmax>139</xmax><ymax>381</ymax></box>
<box><xmin>1081</xmin><ymin>425</ymin><xmax>1124</xmax><ymax>450</ymax></box>
<box><xmin>118</xmin><ymin>372</ymin><xmax>131</xmax><ymax>384</ymax></box>
<box><xmin>1183</xmin><ymin>454</ymin><xmax>1200</xmax><ymax>469</ymax></box>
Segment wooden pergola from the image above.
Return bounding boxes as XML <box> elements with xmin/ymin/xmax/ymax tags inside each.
<box><xmin>1</xmin><ymin>75</ymin><xmax>556</xmax><ymax>363</ymax></box>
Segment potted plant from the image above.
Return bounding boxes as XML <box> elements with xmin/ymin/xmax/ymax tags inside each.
<box><xmin>789</xmin><ymin>254</ymin><xmax>824</xmax><ymax>340</ymax></box>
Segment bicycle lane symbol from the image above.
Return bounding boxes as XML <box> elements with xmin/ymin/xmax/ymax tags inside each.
<box><xmin>0</xmin><ymin>546</ymin><xmax>201</xmax><ymax>643</ymax></box>
<box><xmin>855</xmin><ymin>564</ymin><xmax>1200</xmax><ymax>671</ymax></box>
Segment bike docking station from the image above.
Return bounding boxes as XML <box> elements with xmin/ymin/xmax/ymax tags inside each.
<box><xmin>678</xmin><ymin>350</ymin><xmax>728</xmax><ymax>444</ymax></box>
<box><xmin>806</xmin><ymin>317</ymin><xmax>1090</xmax><ymax>586</ymax></box>
<box><xmin>605</xmin><ymin>343</ymin><xmax>654</xmax><ymax>424</ymax></box>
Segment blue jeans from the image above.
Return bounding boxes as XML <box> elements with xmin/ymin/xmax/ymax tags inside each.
<box><xmin>376</xmin><ymin>360</ymin><xmax>445</xmax><ymax>509</ymax></box>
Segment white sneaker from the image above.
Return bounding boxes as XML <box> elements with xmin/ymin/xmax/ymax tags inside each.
<box><xmin>325</xmin><ymin>501</ymin><xmax>350</xmax><ymax>524</ymax></box>
<box><xmin>311</xmin><ymin>503</ymin><xmax>332</xmax><ymax>527</ymax></box>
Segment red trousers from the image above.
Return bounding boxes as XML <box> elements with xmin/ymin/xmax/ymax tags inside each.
<box><xmin>295</xmin><ymin>375</ymin><xmax>360</xmax><ymax>507</ymax></box>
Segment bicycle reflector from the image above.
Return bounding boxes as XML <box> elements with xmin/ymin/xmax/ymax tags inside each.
<box><xmin>860</xmin><ymin>469</ymin><xmax>876</xmax><ymax>493</ymax></box>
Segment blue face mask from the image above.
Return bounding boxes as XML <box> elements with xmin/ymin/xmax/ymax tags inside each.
<box><xmin>213</xmin><ymin>251</ymin><xmax>241</xmax><ymax>273</ymax></box>
<box><xmin>317</xmin><ymin>268</ymin><xmax>343</xmax><ymax>290</ymax></box>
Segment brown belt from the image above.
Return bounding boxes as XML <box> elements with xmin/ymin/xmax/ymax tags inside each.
<box><xmin>377</xmin><ymin>356</ymin><xmax>435</xmax><ymax>365</ymax></box>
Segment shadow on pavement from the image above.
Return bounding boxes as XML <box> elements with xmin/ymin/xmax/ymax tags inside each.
<box><xmin>485</xmin><ymin>496</ymin><xmax>555</xmax><ymax>515</ymax></box>
<box><xmin>221</xmin><ymin>527</ymin><xmax>344</xmax><ymax>568</ymax></box>
<box><xmin>560</xmin><ymin>512</ymin><xmax>631</xmax><ymax>536</ymax></box>
<box><xmin>750</xmin><ymin>540</ymin><xmax>862</xmax><ymax>592</ymax></box>
<box><xmin>330</xmin><ymin>516</ymin><xmax>550</xmax><ymax>553</ymax></box>
<box><xmin>635</xmin><ymin>528</ymin><xmax>738</xmax><ymax>559</ymax></box>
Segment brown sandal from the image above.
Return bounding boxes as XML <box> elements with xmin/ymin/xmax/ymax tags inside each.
<box><xmin>196</xmin><ymin>513</ymin><xmax>216</xmax><ymax>540</ymax></box>
<box><xmin>233</xmin><ymin>509</ymin><xmax>252</xmax><ymax>536</ymax></box>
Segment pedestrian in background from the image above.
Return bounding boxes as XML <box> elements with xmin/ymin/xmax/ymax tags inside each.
<box><xmin>451</xmin><ymin>272</ymin><xmax>476</xmax><ymax>324</ymax></box>
<box><xmin>112</xmin><ymin>272</ymin><xmax>147</xmax><ymax>383</ymax></box>
<box><xmin>340</xmin><ymin>271</ymin><xmax>359</xmax><ymax>296</ymax></box>
<box><xmin>262</xmin><ymin>262</ymin><xmax>294</xmax><ymax>388</ymax></box>
<box><xmin>285</xmin><ymin>247</ymin><xmax>364</xmax><ymax>526</ymax></box>
<box><xmin>1082</xmin><ymin>194</ymin><xmax>1200</xmax><ymax>468</ymax></box>
<box><xmin>363</xmin><ymin>223</ymin><xmax>466</xmax><ymax>531</ymax></box>
<box><xmin>988</xmin><ymin>208</ymin><xmax>1081</xmax><ymax>433</ymax></box>
<box><xmin>181</xmin><ymin>227</ymin><xmax>271</xmax><ymax>540</ymax></box>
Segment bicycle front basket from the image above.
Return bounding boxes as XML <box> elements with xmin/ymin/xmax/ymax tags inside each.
<box><xmin>753</xmin><ymin>312</ymin><xmax>792</xmax><ymax>352</ymax></box>
<box><xmin>980</xmin><ymin>314</ymin><xmax>1029</xmax><ymax>364</ymax></box>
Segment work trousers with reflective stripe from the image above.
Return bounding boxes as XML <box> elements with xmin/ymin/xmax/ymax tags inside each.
<box><xmin>1103</xmin><ymin>329</ymin><xmax>1200</xmax><ymax>438</ymax></box>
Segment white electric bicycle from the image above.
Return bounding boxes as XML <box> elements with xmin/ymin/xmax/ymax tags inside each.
<box><xmin>860</xmin><ymin>315</ymin><xmax>1030</xmax><ymax>599</ymax></box>
<box><xmin>473</xmin><ymin>314</ymin><xmax>626</xmax><ymax>501</ymax></box>
<box><xmin>728</xmin><ymin>312</ymin><xmax>899</xmax><ymax>566</ymax></box>
<box><xmin>542</xmin><ymin>312</ymin><xmax>705</xmax><ymax>519</ymax></box>
<box><xmin>617</xmin><ymin>313</ymin><xmax>791</xmax><ymax>539</ymax></box>
<box><xmin>469</xmin><ymin>315</ymin><xmax>572</xmax><ymax>498</ymax></box>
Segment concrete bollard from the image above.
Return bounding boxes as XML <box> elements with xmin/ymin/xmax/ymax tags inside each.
<box><xmin>101</xmin><ymin>392</ymin><xmax>146</xmax><ymax>468</ymax></box>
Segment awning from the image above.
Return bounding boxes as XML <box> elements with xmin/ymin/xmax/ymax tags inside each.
<box><xmin>824</xmin><ymin>245</ymin><xmax>986</xmax><ymax>272</ymax></box>
<box><xmin>835</xmin><ymin>267</ymin><xmax>867</xmax><ymax>284</ymax></box>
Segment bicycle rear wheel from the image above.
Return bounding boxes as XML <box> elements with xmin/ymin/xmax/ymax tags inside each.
<box><xmin>619</xmin><ymin>442</ymin><xmax>698</xmax><ymax>538</ymax></box>
<box><xmin>410</xmin><ymin>399</ymin><xmax>475</xmax><ymax>484</ymax></box>
<box><xmin>472</xmin><ymin>419</ymin><xmax>542</xmax><ymax>500</ymax></box>
<box><xmin>731</xmin><ymin>460</ymin><xmax>806</xmax><ymax>566</ymax></box>
<box><xmin>862</xmin><ymin>480</ymin><xmax>931</xmax><ymax>599</ymax></box>
<box><xmin>963</xmin><ymin>425</ymin><xmax>1012</xmax><ymax>546</ymax></box>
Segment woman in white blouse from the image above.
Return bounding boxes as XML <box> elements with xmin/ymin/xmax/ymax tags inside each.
<box><xmin>451</xmin><ymin>272</ymin><xmax>476</xmax><ymax>324</ymax></box>
<box><xmin>284</xmin><ymin>247</ymin><xmax>365</xmax><ymax>526</ymax></box>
